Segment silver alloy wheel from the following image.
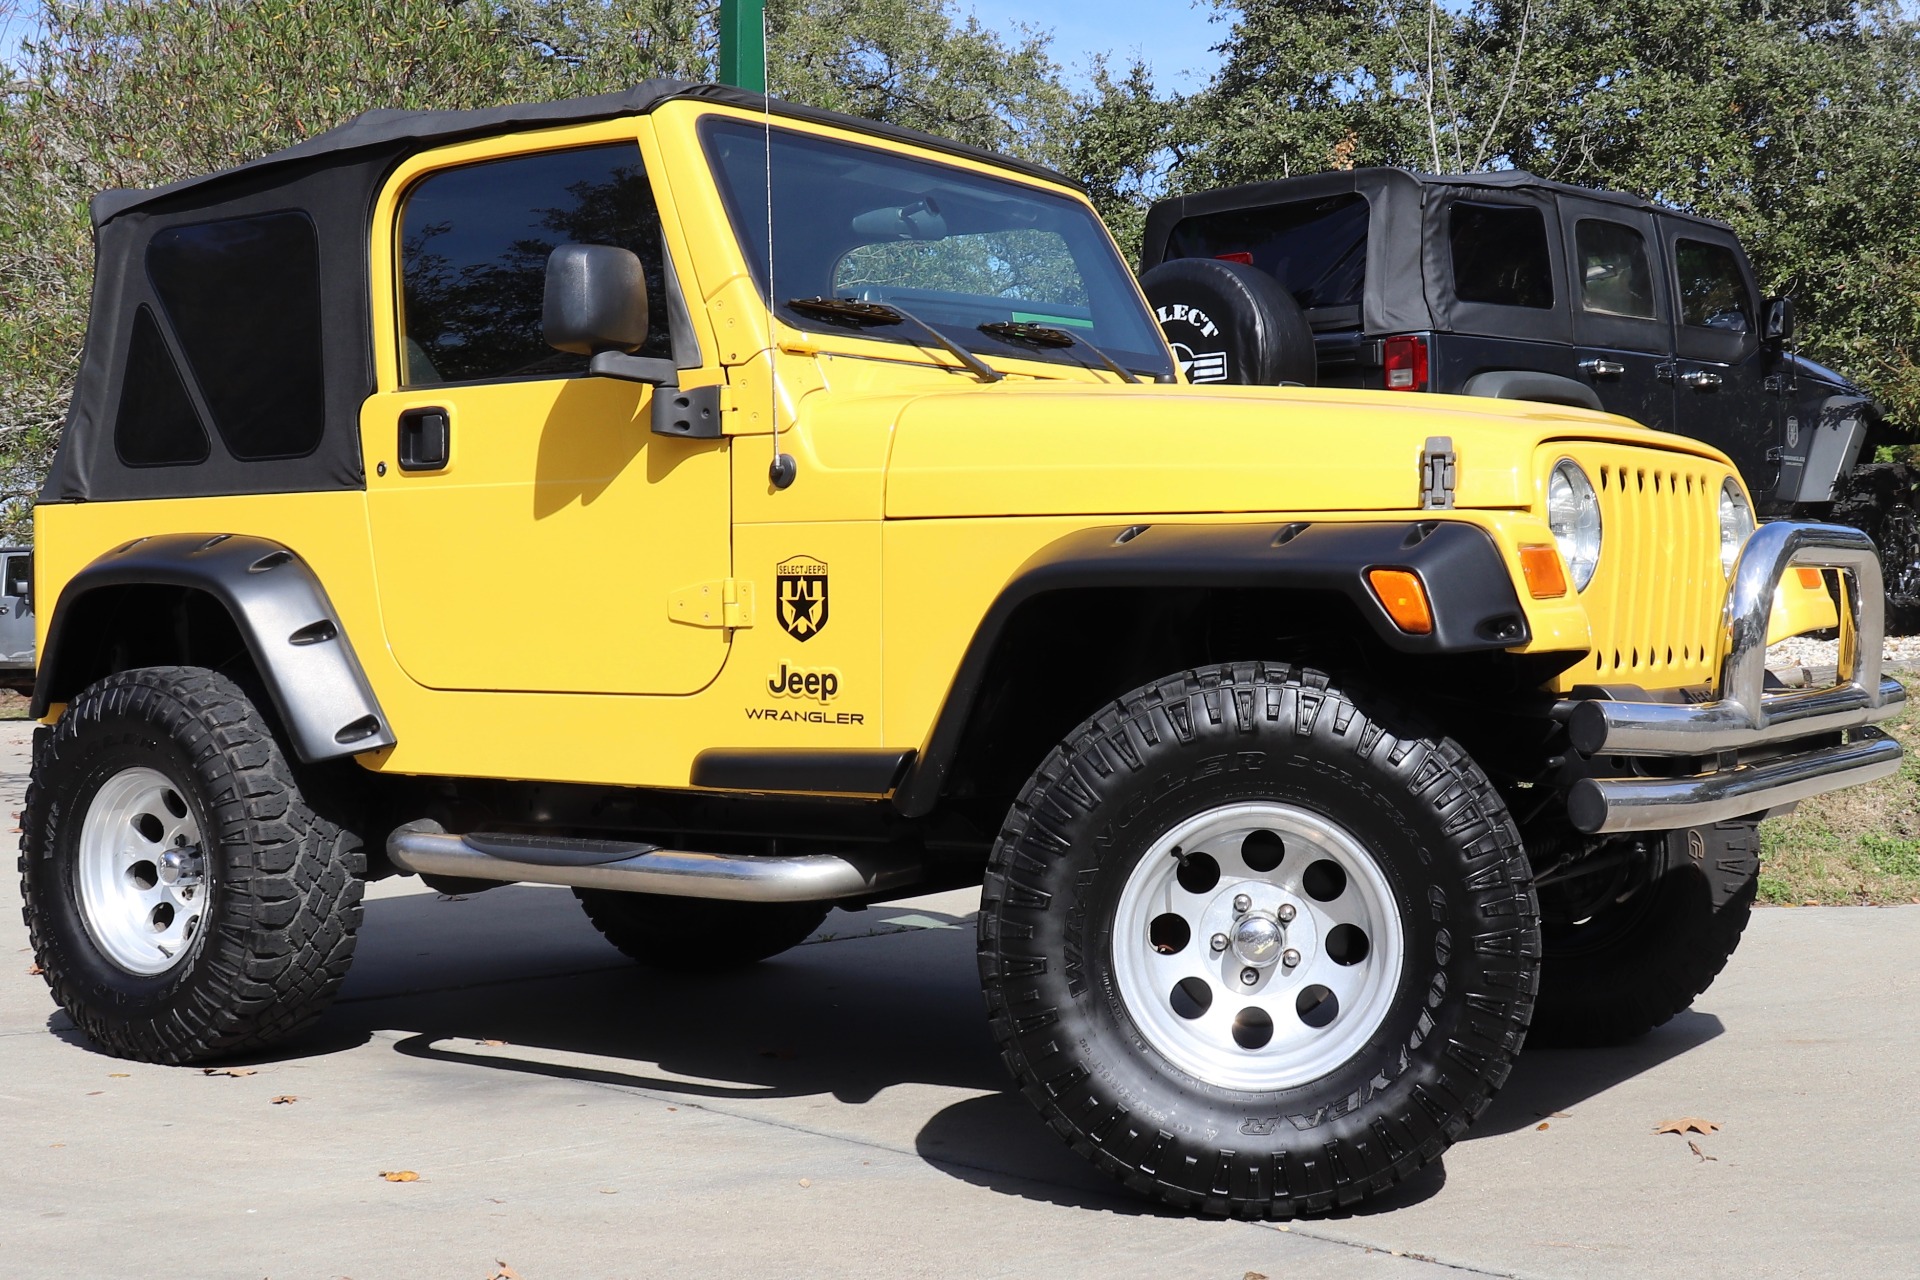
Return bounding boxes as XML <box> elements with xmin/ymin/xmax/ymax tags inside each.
<box><xmin>76</xmin><ymin>766</ymin><xmax>207</xmax><ymax>977</ymax></box>
<box><xmin>1113</xmin><ymin>801</ymin><xmax>1405</xmax><ymax>1091</ymax></box>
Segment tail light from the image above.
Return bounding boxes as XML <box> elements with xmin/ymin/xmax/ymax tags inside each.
<box><xmin>1383</xmin><ymin>335</ymin><xmax>1429</xmax><ymax>391</ymax></box>
<box><xmin>1214</xmin><ymin>251</ymin><xmax>1254</xmax><ymax>265</ymax></box>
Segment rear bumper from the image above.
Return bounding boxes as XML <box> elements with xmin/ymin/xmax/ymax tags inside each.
<box><xmin>1561</xmin><ymin>522</ymin><xmax>1905</xmax><ymax>834</ymax></box>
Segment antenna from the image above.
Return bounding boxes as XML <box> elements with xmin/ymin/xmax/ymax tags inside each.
<box><xmin>762</xmin><ymin>9</ymin><xmax>796</xmax><ymax>491</ymax></box>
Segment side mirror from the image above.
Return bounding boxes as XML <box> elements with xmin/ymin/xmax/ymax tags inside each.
<box><xmin>1764</xmin><ymin>295</ymin><xmax>1796</xmax><ymax>346</ymax></box>
<box><xmin>543</xmin><ymin>244</ymin><xmax>649</xmax><ymax>356</ymax></box>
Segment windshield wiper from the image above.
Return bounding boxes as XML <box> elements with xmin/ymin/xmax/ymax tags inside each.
<box><xmin>785</xmin><ymin>296</ymin><xmax>1002</xmax><ymax>382</ymax></box>
<box><xmin>977</xmin><ymin>320</ymin><xmax>1142</xmax><ymax>384</ymax></box>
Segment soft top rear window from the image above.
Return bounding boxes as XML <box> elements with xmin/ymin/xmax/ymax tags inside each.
<box><xmin>1164</xmin><ymin>194</ymin><xmax>1369</xmax><ymax>310</ymax></box>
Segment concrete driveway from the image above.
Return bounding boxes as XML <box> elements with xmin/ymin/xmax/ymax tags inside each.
<box><xmin>4</xmin><ymin>718</ymin><xmax>1917</xmax><ymax>1280</ymax></box>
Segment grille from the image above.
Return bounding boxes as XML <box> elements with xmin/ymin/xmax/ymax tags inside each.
<box><xmin>1568</xmin><ymin>448</ymin><xmax>1728</xmax><ymax>688</ymax></box>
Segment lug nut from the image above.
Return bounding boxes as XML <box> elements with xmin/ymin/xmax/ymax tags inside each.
<box><xmin>1210</xmin><ymin>933</ymin><xmax>1229</xmax><ymax>953</ymax></box>
<box><xmin>1281</xmin><ymin>948</ymin><xmax>1301</xmax><ymax>969</ymax></box>
<box><xmin>1240</xmin><ymin>967</ymin><xmax>1259</xmax><ymax>986</ymax></box>
<box><xmin>1232</xmin><ymin>894</ymin><xmax>1252</xmax><ymax>914</ymax></box>
<box><xmin>1277</xmin><ymin>903</ymin><xmax>1296</xmax><ymax>923</ymax></box>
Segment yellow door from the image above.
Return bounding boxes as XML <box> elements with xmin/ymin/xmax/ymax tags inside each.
<box><xmin>360</xmin><ymin>124</ymin><xmax>731</xmax><ymax>696</ymax></box>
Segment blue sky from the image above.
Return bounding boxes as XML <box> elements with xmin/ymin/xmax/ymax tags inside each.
<box><xmin>959</xmin><ymin>0</ymin><xmax>1228</xmax><ymax>93</ymax></box>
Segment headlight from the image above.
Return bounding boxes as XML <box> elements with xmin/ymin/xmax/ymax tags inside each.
<box><xmin>1719</xmin><ymin>478</ymin><xmax>1755</xmax><ymax>577</ymax></box>
<box><xmin>1547</xmin><ymin>460</ymin><xmax>1602</xmax><ymax>591</ymax></box>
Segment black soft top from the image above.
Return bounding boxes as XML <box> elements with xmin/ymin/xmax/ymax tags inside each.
<box><xmin>51</xmin><ymin>81</ymin><xmax>1072</xmax><ymax>505</ymax></box>
<box><xmin>1141</xmin><ymin>167</ymin><xmax>1735</xmax><ymax>338</ymax></box>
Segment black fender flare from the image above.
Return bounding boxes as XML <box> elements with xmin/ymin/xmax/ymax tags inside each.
<box><xmin>891</xmin><ymin>519</ymin><xmax>1531</xmax><ymax>816</ymax></box>
<box><xmin>1461</xmin><ymin>370</ymin><xmax>1604</xmax><ymax>413</ymax></box>
<box><xmin>32</xmin><ymin>533</ymin><xmax>395</xmax><ymax>763</ymax></box>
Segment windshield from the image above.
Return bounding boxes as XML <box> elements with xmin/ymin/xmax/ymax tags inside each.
<box><xmin>702</xmin><ymin>118</ymin><xmax>1173</xmax><ymax>379</ymax></box>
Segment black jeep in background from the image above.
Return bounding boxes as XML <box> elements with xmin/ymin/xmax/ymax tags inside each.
<box><xmin>1140</xmin><ymin>168</ymin><xmax>1919</xmax><ymax>625</ymax></box>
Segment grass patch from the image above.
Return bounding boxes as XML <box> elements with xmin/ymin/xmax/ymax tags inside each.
<box><xmin>1758</xmin><ymin>677</ymin><xmax>1920</xmax><ymax>905</ymax></box>
<box><xmin>0</xmin><ymin>690</ymin><xmax>30</xmax><ymax>721</ymax></box>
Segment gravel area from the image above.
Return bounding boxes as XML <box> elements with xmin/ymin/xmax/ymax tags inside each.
<box><xmin>1768</xmin><ymin>631</ymin><xmax>1920</xmax><ymax>673</ymax></box>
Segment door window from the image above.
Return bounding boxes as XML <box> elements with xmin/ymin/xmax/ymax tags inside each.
<box><xmin>1675</xmin><ymin>239</ymin><xmax>1753</xmax><ymax>334</ymax></box>
<box><xmin>398</xmin><ymin>144</ymin><xmax>671</xmax><ymax>386</ymax></box>
<box><xmin>3</xmin><ymin>555</ymin><xmax>27</xmax><ymax>599</ymax></box>
<box><xmin>1450</xmin><ymin>201</ymin><xmax>1553</xmax><ymax>309</ymax></box>
<box><xmin>1575</xmin><ymin>220</ymin><xmax>1656</xmax><ymax>320</ymax></box>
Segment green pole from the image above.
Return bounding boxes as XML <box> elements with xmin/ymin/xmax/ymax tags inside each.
<box><xmin>717</xmin><ymin>0</ymin><xmax>766</xmax><ymax>93</ymax></box>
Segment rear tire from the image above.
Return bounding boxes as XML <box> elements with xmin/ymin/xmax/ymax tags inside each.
<box><xmin>980</xmin><ymin>663</ymin><xmax>1539</xmax><ymax>1217</ymax></box>
<box><xmin>574</xmin><ymin>890</ymin><xmax>829</xmax><ymax>970</ymax></box>
<box><xmin>20</xmin><ymin>667</ymin><xmax>364</xmax><ymax>1063</ymax></box>
<box><xmin>1527</xmin><ymin>823</ymin><xmax>1757</xmax><ymax>1048</ymax></box>
<box><xmin>1140</xmin><ymin>258</ymin><xmax>1317</xmax><ymax>387</ymax></box>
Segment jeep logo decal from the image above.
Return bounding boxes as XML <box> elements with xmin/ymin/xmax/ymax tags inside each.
<box><xmin>776</xmin><ymin>555</ymin><xmax>829</xmax><ymax>641</ymax></box>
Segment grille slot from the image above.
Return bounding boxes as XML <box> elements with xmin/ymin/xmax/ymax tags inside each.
<box><xmin>1569</xmin><ymin>450</ymin><xmax>1726</xmax><ymax>688</ymax></box>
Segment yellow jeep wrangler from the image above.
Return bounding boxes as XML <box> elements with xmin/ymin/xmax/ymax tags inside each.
<box><xmin>20</xmin><ymin>82</ymin><xmax>1905</xmax><ymax>1217</ymax></box>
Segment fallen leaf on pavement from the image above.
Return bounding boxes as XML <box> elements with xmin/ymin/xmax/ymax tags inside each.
<box><xmin>1245</xmin><ymin>1273</ymin><xmax>1269</xmax><ymax>1280</ymax></box>
<box><xmin>202</xmin><ymin>1067</ymin><xmax>258</xmax><ymax>1078</ymax></box>
<box><xmin>26</xmin><ymin>964</ymin><xmax>42</xmax><ymax>975</ymax></box>
<box><xmin>108</xmin><ymin>1073</ymin><xmax>129</xmax><ymax>1078</ymax></box>
<box><xmin>798</xmin><ymin>1178</ymin><xmax>811</xmax><ymax>1188</ymax></box>
<box><xmin>1688</xmin><ymin>1140</ymin><xmax>1717</xmax><ymax>1162</ymax></box>
<box><xmin>1535</xmin><ymin>1122</ymin><xmax>1549</xmax><ymax>1130</ymax></box>
<box><xmin>271</xmin><ymin>1095</ymin><xmax>298</xmax><ymax>1105</ymax></box>
<box><xmin>85</xmin><ymin>1090</ymin><xmax>102</xmax><ymax>1096</ymax></box>
<box><xmin>489</xmin><ymin>1264</ymin><xmax>521</xmax><ymax>1280</ymax></box>
<box><xmin>479</xmin><ymin>1039</ymin><xmax>507</xmax><ymax>1048</ymax></box>
<box><xmin>377</xmin><ymin>1170</ymin><xmax>420</xmax><ymax>1182</ymax></box>
<box><xmin>1653</xmin><ymin>1117</ymin><xmax>1720</xmax><ymax>1136</ymax></box>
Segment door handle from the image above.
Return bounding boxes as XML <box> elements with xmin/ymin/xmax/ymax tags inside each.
<box><xmin>1579</xmin><ymin>358</ymin><xmax>1625</xmax><ymax>380</ymax></box>
<box><xmin>1682</xmin><ymin>370</ymin><xmax>1723</xmax><ymax>392</ymax></box>
<box><xmin>398</xmin><ymin>407</ymin><xmax>450</xmax><ymax>471</ymax></box>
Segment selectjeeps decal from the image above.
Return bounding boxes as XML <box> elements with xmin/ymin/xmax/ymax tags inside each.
<box><xmin>776</xmin><ymin>556</ymin><xmax>830</xmax><ymax>641</ymax></box>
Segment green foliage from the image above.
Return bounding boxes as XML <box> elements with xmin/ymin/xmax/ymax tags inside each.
<box><xmin>1076</xmin><ymin>0</ymin><xmax>1920</xmax><ymax>427</ymax></box>
<box><xmin>0</xmin><ymin>0</ymin><xmax>1069</xmax><ymax>539</ymax></box>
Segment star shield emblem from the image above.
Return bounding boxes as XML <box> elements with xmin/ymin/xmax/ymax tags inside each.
<box><xmin>775</xmin><ymin>556</ymin><xmax>829</xmax><ymax>641</ymax></box>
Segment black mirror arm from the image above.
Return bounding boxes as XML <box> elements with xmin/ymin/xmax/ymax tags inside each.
<box><xmin>589</xmin><ymin>351</ymin><xmax>681</xmax><ymax>386</ymax></box>
<box><xmin>587</xmin><ymin>352</ymin><xmax>724</xmax><ymax>440</ymax></box>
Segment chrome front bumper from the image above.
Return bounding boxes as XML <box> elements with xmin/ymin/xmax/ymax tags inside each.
<box><xmin>1562</xmin><ymin>522</ymin><xmax>1906</xmax><ymax>834</ymax></box>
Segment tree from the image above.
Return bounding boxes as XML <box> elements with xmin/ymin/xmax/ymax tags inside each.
<box><xmin>0</xmin><ymin>0</ymin><xmax>1074</xmax><ymax>537</ymax></box>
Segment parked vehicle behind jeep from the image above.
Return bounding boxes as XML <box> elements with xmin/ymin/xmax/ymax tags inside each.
<box><xmin>1140</xmin><ymin>169</ymin><xmax>1920</xmax><ymax>625</ymax></box>
<box><xmin>18</xmin><ymin>84</ymin><xmax>1907</xmax><ymax>1220</ymax></box>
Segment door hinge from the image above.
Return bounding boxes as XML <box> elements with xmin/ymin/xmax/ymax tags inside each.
<box><xmin>1420</xmin><ymin>436</ymin><xmax>1457</xmax><ymax>510</ymax></box>
<box><xmin>669</xmin><ymin>578</ymin><xmax>755</xmax><ymax>629</ymax></box>
<box><xmin>1654</xmin><ymin>361</ymin><xmax>1677</xmax><ymax>384</ymax></box>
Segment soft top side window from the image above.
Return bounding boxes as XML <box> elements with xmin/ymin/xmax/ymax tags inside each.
<box><xmin>398</xmin><ymin>143</ymin><xmax>671</xmax><ymax>386</ymax></box>
<box><xmin>1449</xmin><ymin>201</ymin><xmax>1553</xmax><ymax>310</ymax></box>
<box><xmin>113</xmin><ymin>305</ymin><xmax>212</xmax><ymax>469</ymax></box>
<box><xmin>1575</xmin><ymin>219</ymin><xmax>1656</xmax><ymax>320</ymax></box>
<box><xmin>146</xmin><ymin>211</ymin><xmax>326</xmax><ymax>461</ymax></box>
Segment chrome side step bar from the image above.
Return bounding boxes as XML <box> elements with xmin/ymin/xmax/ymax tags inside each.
<box><xmin>386</xmin><ymin>822</ymin><xmax>922</xmax><ymax>903</ymax></box>
<box><xmin>1567</xmin><ymin>732</ymin><xmax>1902</xmax><ymax>835</ymax></box>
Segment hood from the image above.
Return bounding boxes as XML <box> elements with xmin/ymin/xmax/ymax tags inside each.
<box><xmin>876</xmin><ymin>382</ymin><xmax>1728</xmax><ymax>519</ymax></box>
<box><xmin>1783</xmin><ymin>352</ymin><xmax>1871</xmax><ymax>399</ymax></box>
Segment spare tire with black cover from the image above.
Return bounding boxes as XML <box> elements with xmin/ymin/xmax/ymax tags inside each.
<box><xmin>1140</xmin><ymin>257</ymin><xmax>1317</xmax><ymax>388</ymax></box>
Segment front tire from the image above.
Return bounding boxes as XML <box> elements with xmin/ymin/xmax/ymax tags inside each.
<box><xmin>19</xmin><ymin>667</ymin><xmax>364</xmax><ymax>1063</ymax></box>
<box><xmin>979</xmin><ymin>663</ymin><xmax>1539</xmax><ymax>1217</ymax></box>
<box><xmin>1527</xmin><ymin>823</ymin><xmax>1757</xmax><ymax>1048</ymax></box>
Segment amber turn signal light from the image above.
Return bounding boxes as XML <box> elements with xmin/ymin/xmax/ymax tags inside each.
<box><xmin>1366</xmin><ymin>568</ymin><xmax>1433</xmax><ymax>634</ymax></box>
<box><xmin>1518</xmin><ymin>544</ymin><xmax>1568</xmax><ymax>598</ymax></box>
<box><xmin>1795</xmin><ymin>566</ymin><xmax>1824</xmax><ymax>590</ymax></box>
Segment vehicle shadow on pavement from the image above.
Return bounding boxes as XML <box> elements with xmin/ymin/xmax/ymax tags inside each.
<box><xmin>1475</xmin><ymin>1012</ymin><xmax>1725</xmax><ymax>1137</ymax></box>
<box><xmin>301</xmin><ymin>889</ymin><xmax>1010</xmax><ymax>1105</ymax></box>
